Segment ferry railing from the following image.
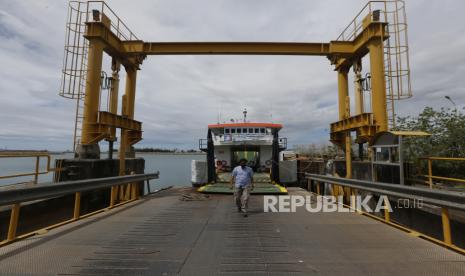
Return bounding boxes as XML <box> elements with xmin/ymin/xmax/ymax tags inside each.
<box><xmin>279</xmin><ymin>137</ymin><xmax>287</xmax><ymax>150</ymax></box>
<box><xmin>199</xmin><ymin>139</ymin><xmax>208</xmax><ymax>151</ymax></box>
<box><xmin>0</xmin><ymin>173</ymin><xmax>159</xmax><ymax>246</ymax></box>
<box><xmin>306</xmin><ymin>173</ymin><xmax>465</xmax><ymax>253</ymax></box>
<box><xmin>0</xmin><ymin>152</ymin><xmax>61</xmax><ymax>185</ymax></box>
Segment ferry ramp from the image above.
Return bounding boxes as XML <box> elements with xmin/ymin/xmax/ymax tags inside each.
<box><xmin>1</xmin><ymin>188</ymin><xmax>464</xmax><ymax>275</ymax></box>
<box><xmin>198</xmin><ymin>172</ymin><xmax>287</xmax><ymax>194</ymax></box>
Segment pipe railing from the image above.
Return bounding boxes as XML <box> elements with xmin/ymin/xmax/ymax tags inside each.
<box><xmin>419</xmin><ymin>157</ymin><xmax>465</xmax><ymax>189</ymax></box>
<box><xmin>0</xmin><ymin>173</ymin><xmax>159</xmax><ymax>245</ymax></box>
<box><xmin>0</xmin><ymin>152</ymin><xmax>60</xmax><ymax>184</ymax></box>
<box><xmin>306</xmin><ymin>173</ymin><xmax>465</xmax><ymax>249</ymax></box>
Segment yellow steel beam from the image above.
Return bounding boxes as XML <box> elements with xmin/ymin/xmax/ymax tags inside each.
<box><xmin>124</xmin><ymin>41</ymin><xmax>331</xmax><ymax>56</ymax></box>
<box><xmin>79</xmin><ymin>111</ymin><xmax>142</xmax><ymax>145</ymax></box>
<box><xmin>331</xmin><ymin>22</ymin><xmax>388</xmax><ymax>70</ymax></box>
<box><xmin>98</xmin><ymin>111</ymin><xmax>142</xmax><ymax>131</ymax></box>
<box><xmin>85</xmin><ymin>23</ymin><xmax>125</xmax><ymax>59</ymax></box>
<box><xmin>87</xmin><ymin>21</ymin><xmax>333</xmax><ymax>57</ymax></box>
<box><xmin>330</xmin><ymin>113</ymin><xmax>377</xmax><ymax>145</ymax></box>
<box><xmin>86</xmin><ymin>12</ymin><xmax>384</xmax><ymax>60</ymax></box>
<box><xmin>330</xmin><ymin>113</ymin><xmax>376</xmax><ymax>133</ymax></box>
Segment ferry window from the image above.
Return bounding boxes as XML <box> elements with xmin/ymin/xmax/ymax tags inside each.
<box><xmin>237</xmin><ymin>128</ymin><xmax>242</xmax><ymax>134</ymax></box>
<box><xmin>243</xmin><ymin>128</ymin><xmax>247</xmax><ymax>133</ymax></box>
<box><xmin>225</xmin><ymin>128</ymin><xmax>230</xmax><ymax>134</ymax></box>
<box><xmin>231</xmin><ymin>128</ymin><xmax>236</xmax><ymax>134</ymax></box>
<box><xmin>266</xmin><ymin>128</ymin><xmax>271</xmax><ymax>134</ymax></box>
<box><xmin>260</xmin><ymin>128</ymin><xmax>265</xmax><ymax>134</ymax></box>
<box><xmin>254</xmin><ymin>128</ymin><xmax>259</xmax><ymax>133</ymax></box>
<box><xmin>249</xmin><ymin>128</ymin><xmax>254</xmax><ymax>133</ymax></box>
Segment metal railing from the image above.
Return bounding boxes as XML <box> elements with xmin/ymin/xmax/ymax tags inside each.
<box><xmin>0</xmin><ymin>173</ymin><xmax>159</xmax><ymax>245</ymax></box>
<box><xmin>420</xmin><ymin>157</ymin><xmax>465</xmax><ymax>189</ymax></box>
<box><xmin>199</xmin><ymin>139</ymin><xmax>208</xmax><ymax>151</ymax></box>
<box><xmin>0</xmin><ymin>152</ymin><xmax>60</xmax><ymax>185</ymax></box>
<box><xmin>306</xmin><ymin>173</ymin><xmax>465</xmax><ymax>251</ymax></box>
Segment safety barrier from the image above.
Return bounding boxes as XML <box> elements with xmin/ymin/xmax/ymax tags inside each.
<box><xmin>420</xmin><ymin>157</ymin><xmax>465</xmax><ymax>189</ymax></box>
<box><xmin>0</xmin><ymin>151</ymin><xmax>61</xmax><ymax>184</ymax></box>
<box><xmin>0</xmin><ymin>173</ymin><xmax>159</xmax><ymax>246</ymax></box>
<box><xmin>306</xmin><ymin>173</ymin><xmax>465</xmax><ymax>252</ymax></box>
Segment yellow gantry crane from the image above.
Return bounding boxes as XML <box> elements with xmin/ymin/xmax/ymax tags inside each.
<box><xmin>59</xmin><ymin>1</ymin><xmax>411</xmax><ymax>180</ymax></box>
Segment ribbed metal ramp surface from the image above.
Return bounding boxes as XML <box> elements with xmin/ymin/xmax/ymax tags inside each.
<box><xmin>198</xmin><ymin>182</ymin><xmax>287</xmax><ymax>194</ymax></box>
<box><xmin>1</xmin><ymin>188</ymin><xmax>465</xmax><ymax>275</ymax></box>
<box><xmin>199</xmin><ymin>172</ymin><xmax>287</xmax><ymax>194</ymax></box>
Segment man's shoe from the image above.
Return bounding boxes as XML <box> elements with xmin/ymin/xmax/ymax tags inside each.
<box><xmin>243</xmin><ymin>213</ymin><xmax>248</xmax><ymax>217</ymax></box>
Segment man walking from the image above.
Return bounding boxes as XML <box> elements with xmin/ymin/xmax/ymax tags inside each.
<box><xmin>230</xmin><ymin>158</ymin><xmax>254</xmax><ymax>217</ymax></box>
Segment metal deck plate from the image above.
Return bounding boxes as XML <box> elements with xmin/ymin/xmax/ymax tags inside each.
<box><xmin>198</xmin><ymin>182</ymin><xmax>287</xmax><ymax>194</ymax></box>
<box><xmin>0</xmin><ymin>188</ymin><xmax>464</xmax><ymax>275</ymax></box>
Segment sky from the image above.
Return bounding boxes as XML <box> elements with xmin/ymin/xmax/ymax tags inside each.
<box><xmin>0</xmin><ymin>0</ymin><xmax>464</xmax><ymax>151</ymax></box>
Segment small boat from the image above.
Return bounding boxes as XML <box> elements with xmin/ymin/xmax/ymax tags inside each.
<box><xmin>193</xmin><ymin>110</ymin><xmax>289</xmax><ymax>194</ymax></box>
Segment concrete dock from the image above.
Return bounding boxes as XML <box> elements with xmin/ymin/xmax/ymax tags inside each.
<box><xmin>1</xmin><ymin>188</ymin><xmax>464</xmax><ymax>275</ymax></box>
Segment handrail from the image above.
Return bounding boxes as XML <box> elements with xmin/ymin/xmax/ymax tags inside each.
<box><xmin>1</xmin><ymin>173</ymin><xmax>159</xmax><ymax>245</ymax></box>
<box><xmin>419</xmin><ymin>157</ymin><xmax>465</xmax><ymax>188</ymax></box>
<box><xmin>306</xmin><ymin>173</ymin><xmax>465</xmax><ymax>249</ymax></box>
<box><xmin>306</xmin><ymin>174</ymin><xmax>465</xmax><ymax>211</ymax></box>
<box><xmin>0</xmin><ymin>152</ymin><xmax>60</xmax><ymax>183</ymax></box>
<box><xmin>0</xmin><ymin>173</ymin><xmax>159</xmax><ymax>206</ymax></box>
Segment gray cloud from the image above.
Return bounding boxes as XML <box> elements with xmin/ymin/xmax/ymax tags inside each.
<box><xmin>0</xmin><ymin>0</ymin><xmax>464</xmax><ymax>151</ymax></box>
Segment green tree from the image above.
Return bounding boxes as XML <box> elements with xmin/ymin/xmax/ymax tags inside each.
<box><xmin>394</xmin><ymin>106</ymin><xmax>465</xmax><ymax>181</ymax></box>
<box><xmin>394</xmin><ymin>106</ymin><xmax>465</xmax><ymax>158</ymax></box>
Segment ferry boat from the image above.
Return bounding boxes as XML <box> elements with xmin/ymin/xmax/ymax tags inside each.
<box><xmin>194</xmin><ymin>110</ymin><xmax>289</xmax><ymax>194</ymax></box>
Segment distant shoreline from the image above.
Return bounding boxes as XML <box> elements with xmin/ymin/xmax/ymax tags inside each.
<box><xmin>0</xmin><ymin>150</ymin><xmax>205</xmax><ymax>156</ymax></box>
<box><xmin>136</xmin><ymin>152</ymin><xmax>205</xmax><ymax>155</ymax></box>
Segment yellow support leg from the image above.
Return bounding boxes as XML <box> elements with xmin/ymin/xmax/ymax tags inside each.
<box><xmin>119</xmin><ymin>185</ymin><xmax>125</xmax><ymax>200</ymax></box>
<box><xmin>109</xmin><ymin>186</ymin><xmax>117</xmax><ymax>207</ymax></box>
<box><xmin>7</xmin><ymin>203</ymin><xmax>21</xmax><ymax>241</ymax></box>
<box><xmin>428</xmin><ymin>159</ymin><xmax>433</xmax><ymax>189</ymax></box>
<box><xmin>73</xmin><ymin>192</ymin><xmax>81</xmax><ymax>220</ymax></box>
<box><xmin>124</xmin><ymin>184</ymin><xmax>131</xmax><ymax>201</ymax></box>
<box><xmin>441</xmin><ymin>207</ymin><xmax>452</xmax><ymax>245</ymax></box>
<box><xmin>384</xmin><ymin>197</ymin><xmax>390</xmax><ymax>223</ymax></box>
<box><xmin>34</xmin><ymin>156</ymin><xmax>40</xmax><ymax>184</ymax></box>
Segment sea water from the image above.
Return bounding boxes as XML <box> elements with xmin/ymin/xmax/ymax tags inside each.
<box><xmin>0</xmin><ymin>153</ymin><xmax>205</xmax><ymax>190</ymax></box>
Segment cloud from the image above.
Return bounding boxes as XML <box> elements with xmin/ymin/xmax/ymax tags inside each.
<box><xmin>0</xmin><ymin>0</ymin><xmax>464</xmax><ymax>151</ymax></box>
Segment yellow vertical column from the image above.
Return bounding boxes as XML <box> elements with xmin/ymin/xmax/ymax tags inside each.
<box><xmin>353</xmin><ymin>59</ymin><xmax>364</xmax><ymax>116</ymax></box>
<box><xmin>337</xmin><ymin>68</ymin><xmax>349</xmax><ymax>121</ymax></box>
<box><xmin>369</xmin><ymin>38</ymin><xmax>388</xmax><ymax>132</ymax></box>
<box><xmin>109</xmin><ymin>59</ymin><xmax>121</xmax><ymax>140</ymax></box>
<box><xmin>80</xmin><ymin>40</ymin><xmax>104</xmax><ymax>146</ymax></box>
<box><xmin>354</xmin><ymin>72</ymin><xmax>364</xmax><ymax>115</ymax></box>
<box><xmin>119</xmin><ymin>66</ymin><xmax>138</xmax><ymax>177</ymax></box>
<box><xmin>124</xmin><ymin>67</ymin><xmax>137</xmax><ymax>119</ymax></box>
<box><xmin>338</xmin><ymin>68</ymin><xmax>352</xmax><ymax>180</ymax></box>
